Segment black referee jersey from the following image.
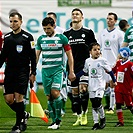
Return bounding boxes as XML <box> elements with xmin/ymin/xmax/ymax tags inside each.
<box><xmin>0</xmin><ymin>30</ymin><xmax>36</xmax><ymax>74</ymax></box>
<box><xmin>64</xmin><ymin>27</ymin><xmax>97</xmax><ymax>73</ymax></box>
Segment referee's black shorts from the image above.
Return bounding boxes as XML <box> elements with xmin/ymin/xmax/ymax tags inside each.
<box><xmin>3</xmin><ymin>67</ymin><xmax>30</xmax><ymax>95</ymax></box>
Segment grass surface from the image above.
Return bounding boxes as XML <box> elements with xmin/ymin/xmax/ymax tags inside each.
<box><xmin>0</xmin><ymin>85</ymin><xmax>133</xmax><ymax>133</ymax></box>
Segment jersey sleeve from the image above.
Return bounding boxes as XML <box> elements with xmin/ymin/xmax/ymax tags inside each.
<box><xmin>36</xmin><ymin>36</ymin><xmax>42</xmax><ymax>50</ymax></box>
<box><xmin>129</xmin><ymin>62</ymin><xmax>133</xmax><ymax>76</ymax></box>
<box><xmin>86</xmin><ymin>29</ymin><xmax>97</xmax><ymax>47</ymax></box>
<box><xmin>61</xmin><ymin>34</ymin><xmax>69</xmax><ymax>46</ymax></box>
<box><xmin>118</xmin><ymin>30</ymin><xmax>124</xmax><ymax>48</ymax></box>
<box><xmin>83</xmin><ymin>59</ymin><xmax>89</xmax><ymax>73</ymax></box>
<box><xmin>0</xmin><ymin>39</ymin><xmax>7</xmax><ymax>67</ymax></box>
<box><xmin>101</xmin><ymin>58</ymin><xmax>112</xmax><ymax>72</ymax></box>
<box><xmin>29</xmin><ymin>34</ymin><xmax>36</xmax><ymax>75</ymax></box>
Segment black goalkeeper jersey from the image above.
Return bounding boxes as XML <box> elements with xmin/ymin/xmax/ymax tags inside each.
<box><xmin>0</xmin><ymin>30</ymin><xmax>36</xmax><ymax>74</ymax></box>
<box><xmin>64</xmin><ymin>27</ymin><xmax>97</xmax><ymax>73</ymax></box>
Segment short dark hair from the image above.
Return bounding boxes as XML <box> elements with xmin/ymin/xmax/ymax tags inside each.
<box><xmin>119</xmin><ymin>19</ymin><xmax>128</xmax><ymax>30</ymax></box>
<box><xmin>42</xmin><ymin>17</ymin><xmax>55</xmax><ymax>26</ymax></box>
<box><xmin>9</xmin><ymin>12</ymin><xmax>22</xmax><ymax>20</ymax></box>
<box><xmin>108</xmin><ymin>12</ymin><xmax>118</xmax><ymax>20</ymax></box>
<box><xmin>89</xmin><ymin>42</ymin><xmax>100</xmax><ymax>51</ymax></box>
<box><xmin>47</xmin><ymin>12</ymin><xmax>57</xmax><ymax>19</ymax></box>
<box><xmin>72</xmin><ymin>8</ymin><xmax>83</xmax><ymax>16</ymax></box>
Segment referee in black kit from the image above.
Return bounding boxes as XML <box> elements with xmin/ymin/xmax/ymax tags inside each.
<box><xmin>0</xmin><ymin>12</ymin><xmax>36</xmax><ymax>133</ymax></box>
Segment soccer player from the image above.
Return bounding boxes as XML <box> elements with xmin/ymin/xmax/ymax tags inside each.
<box><xmin>36</xmin><ymin>17</ymin><xmax>75</xmax><ymax>130</ymax></box>
<box><xmin>119</xmin><ymin>19</ymin><xmax>130</xmax><ymax>33</ymax></box>
<box><xmin>63</xmin><ymin>8</ymin><xmax>97</xmax><ymax>126</ymax></box>
<box><xmin>112</xmin><ymin>47</ymin><xmax>133</xmax><ymax>127</ymax></box>
<box><xmin>47</xmin><ymin>12</ymin><xmax>65</xmax><ymax>34</ymax></box>
<box><xmin>76</xmin><ymin>42</ymin><xmax>116</xmax><ymax>130</ymax></box>
<box><xmin>98</xmin><ymin>12</ymin><xmax>124</xmax><ymax>114</ymax></box>
<box><xmin>0</xmin><ymin>12</ymin><xmax>36</xmax><ymax>133</ymax></box>
<box><xmin>47</xmin><ymin>12</ymin><xmax>67</xmax><ymax>116</ymax></box>
<box><xmin>118</xmin><ymin>19</ymin><xmax>133</xmax><ymax>62</ymax></box>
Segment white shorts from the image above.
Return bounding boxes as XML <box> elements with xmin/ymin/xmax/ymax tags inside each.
<box><xmin>89</xmin><ymin>88</ymin><xmax>104</xmax><ymax>99</ymax></box>
<box><xmin>60</xmin><ymin>87</ymin><xmax>67</xmax><ymax>101</ymax></box>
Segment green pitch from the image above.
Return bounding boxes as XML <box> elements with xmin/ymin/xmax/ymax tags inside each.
<box><xmin>0</xmin><ymin>85</ymin><xmax>133</xmax><ymax>133</ymax></box>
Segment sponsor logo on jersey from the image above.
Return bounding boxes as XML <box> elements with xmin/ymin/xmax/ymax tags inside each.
<box><xmin>16</xmin><ymin>45</ymin><xmax>23</xmax><ymax>53</ymax></box>
<box><xmin>91</xmin><ymin>68</ymin><xmax>97</xmax><ymax>75</ymax></box>
<box><xmin>48</xmin><ymin>44</ymin><xmax>56</xmax><ymax>46</ymax></box>
<box><xmin>69</xmin><ymin>38</ymin><xmax>85</xmax><ymax>43</ymax></box>
<box><xmin>104</xmin><ymin>40</ymin><xmax>110</xmax><ymax>47</ymax></box>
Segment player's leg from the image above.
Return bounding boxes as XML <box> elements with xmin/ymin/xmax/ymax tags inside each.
<box><xmin>60</xmin><ymin>86</ymin><xmax>67</xmax><ymax>117</ymax></box>
<box><xmin>106</xmin><ymin>80</ymin><xmax>115</xmax><ymax>114</ymax></box>
<box><xmin>4</xmin><ymin>69</ymin><xmax>29</xmax><ymax>133</ymax></box>
<box><xmin>60</xmin><ymin>72</ymin><xmax>68</xmax><ymax>117</ymax></box>
<box><xmin>79</xmin><ymin>76</ymin><xmax>89</xmax><ymax>126</ymax></box>
<box><xmin>109</xmin><ymin>80</ymin><xmax>115</xmax><ymax>112</ymax></box>
<box><xmin>67</xmin><ymin>81</ymin><xmax>77</xmax><ymax>115</ymax></box>
<box><xmin>71</xmin><ymin>79</ymin><xmax>82</xmax><ymax>126</ymax></box>
<box><xmin>50</xmin><ymin>71</ymin><xmax>63</xmax><ymax>129</ymax></box>
<box><xmin>17</xmin><ymin>69</ymin><xmax>31</xmax><ymax>132</ymax></box>
<box><xmin>124</xmin><ymin>94</ymin><xmax>133</xmax><ymax>114</ymax></box>
<box><xmin>104</xmin><ymin>83</ymin><xmax>110</xmax><ymax>109</ymax></box>
<box><xmin>90</xmin><ymin>95</ymin><xmax>100</xmax><ymax>130</ymax></box>
<box><xmin>104</xmin><ymin>73</ymin><xmax>111</xmax><ymax>110</ymax></box>
<box><xmin>4</xmin><ymin>94</ymin><xmax>22</xmax><ymax>133</ymax></box>
<box><xmin>95</xmin><ymin>89</ymin><xmax>106</xmax><ymax>129</ymax></box>
<box><xmin>115</xmin><ymin>92</ymin><xmax>124</xmax><ymax>127</ymax></box>
<box><xmin>42</xmin><ymin>69</ymin><xmax>56</xmax><ymax>128</ymax></box>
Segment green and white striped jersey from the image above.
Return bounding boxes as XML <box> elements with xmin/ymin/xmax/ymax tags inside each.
<box><xmin>124</xmin><ymin>26</ymin><xmax>133</xmax><ymax>62</ymax></box>
<box><xmin>36</xmin><ymin>33</ymin><xmax>68</xmax><ymax>68</ymax></box>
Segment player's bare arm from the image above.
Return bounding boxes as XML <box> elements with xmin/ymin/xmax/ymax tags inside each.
<box><xmin>65</xmin><ymin>49</ymin><xmax>76</xmax><ymax>81</ymax></box>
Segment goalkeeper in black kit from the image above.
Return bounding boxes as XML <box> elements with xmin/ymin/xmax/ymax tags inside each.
<box><xmin>63</xmin><ymin>8</ymin><xmax>97</xmax><ymax>126</ymax></box>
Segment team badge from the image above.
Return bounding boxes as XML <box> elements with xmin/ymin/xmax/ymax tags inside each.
<box><xmin>30</xmin><ymin>41</ymin><xmax>35</xmax><ymax>49</ymax></box>
<box><xmin>55</xmin><ymin>40</ymin><xmax>58</xmax><ymax>44</ymax></box>
<box><xmin>82</xmin><ymin>34</ymin><xmax>85</xmax><ymax>38</ymax></box>
<box><xmin>16</xmin><ymin>45</ymin><xmax>23</xmax><ymax>53</ymax></box>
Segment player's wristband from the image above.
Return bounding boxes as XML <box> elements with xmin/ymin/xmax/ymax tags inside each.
<box><xmin>76</xmin><ymin>70</ymin><xmax>85</xmax><ymax>78</ymax></box>
<box><xmin>109</xmin><ymin>71</ymin><xmax>116</xmax><ymax>83</ymax></box>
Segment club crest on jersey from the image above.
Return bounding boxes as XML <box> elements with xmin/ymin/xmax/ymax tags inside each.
<box><xmin>82</xmin><ymin>34</ymin><xmax>85</xmax><ymax>38</ymax></box>
<box><xmin>55</xmin><ymin>40</ymin><xmax>58</xmax><ymax>44</ymax></box>
<box><xmin>124</xmin><ymin>68</ymin><xmax>127</xmax><ymax>71</ymax></box>
<box><xmin>97</xmin><ymin>63</ymin><xmax>100</xmax><ymax>67</ymax></box>
<box><xmin>16</xmin><ymin>45</ymin><xmax>23</xmax><ymax>53</ymax></box>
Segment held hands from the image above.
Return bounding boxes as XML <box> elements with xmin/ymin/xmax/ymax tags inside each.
<box><xmin>68</xmin><ymin>72</ymin><xmax>76</xmax><ymax>82</ymax></box>
<box><xmin>113</xmin><ymin>82</ymin><xmax>117</xmax><ymax>88</ymax></box>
